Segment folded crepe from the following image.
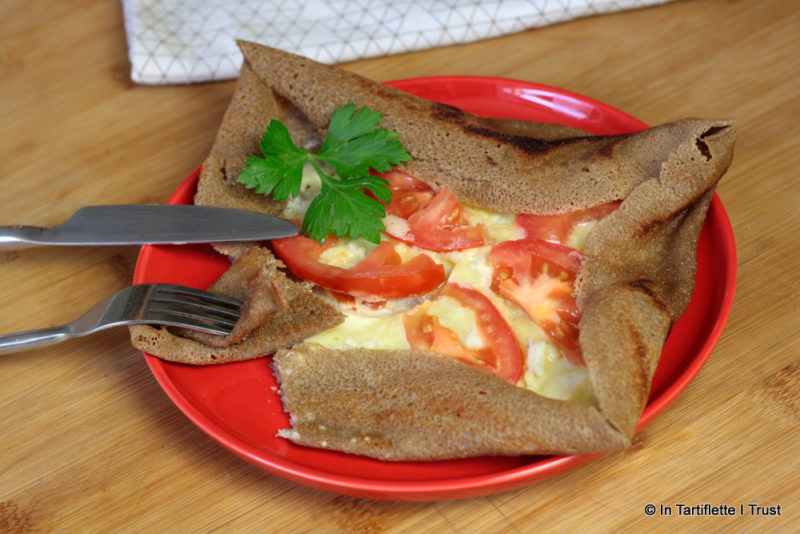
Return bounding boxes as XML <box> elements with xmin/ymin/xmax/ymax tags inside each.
<box><xmin>131</xmin><ymin>40</ymin><xmax>735</xmax><ymax>460</ymax></box>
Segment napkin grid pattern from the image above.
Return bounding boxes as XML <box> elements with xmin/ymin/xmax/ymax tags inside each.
<box><xmin>122</xmin><ymin>0</ymin><xmax>673</xmax><ymax>84</ymax></box>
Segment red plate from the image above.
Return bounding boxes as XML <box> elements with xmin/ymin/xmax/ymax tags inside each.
<box><xmin>134</xmin><ymin>76</ymin><xmax>736</xmax><ymax>501</ymax></box>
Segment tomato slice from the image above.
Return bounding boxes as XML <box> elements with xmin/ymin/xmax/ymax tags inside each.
<box><xmin>378</xmin><ymin>172</ymin><xmax>489</xmax><ymax>252</ymax></box>
<box><xmin>404</xmin><ymin>282</ymin><xmax>524</xmax><ymax>383</ymax></box>
<box><xmin>515</xmin><ymin>201</ymin><xmax>621</xmax><ymax>244</ymax></box>
<box><xmin>398</xmin><ymin>188</ymin><xmax>489</xmax><ymax>251</ymax></box>
<box><xmin>380</xmin><ymin>171</ymin><xmax>435</xmax><ymax>219</ymax></box>
<box><xmin>489</xmin><ymin>239</ymin><xmax>585</xmax><ymax>366</ymax></box>
<box><xmin>271</xmin><ymin>235</ymin><xmax>446</xmax><ymax>299</ymax></box>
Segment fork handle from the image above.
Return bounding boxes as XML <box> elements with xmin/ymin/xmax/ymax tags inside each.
<box><xmin>0</xmin><ymin>326</ymin><xmax>72</xmax><ymax>355</ymax></box>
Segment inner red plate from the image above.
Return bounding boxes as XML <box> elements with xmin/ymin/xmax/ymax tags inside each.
<box><xmin>134</xmin><ymin>76</ymin><xmax>736</xmax><ymax>501</ymax></box>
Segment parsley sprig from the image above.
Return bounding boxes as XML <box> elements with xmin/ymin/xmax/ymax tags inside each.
<box><xmin>238</xmin><ymin>103</ymin><xmax>411</xmax><ymax>243</ymax></box>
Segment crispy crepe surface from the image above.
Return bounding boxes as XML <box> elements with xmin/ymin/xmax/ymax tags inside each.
<box><xmin>138</xmin><ymin>41</ymin><xmax>735</xmax><ymax>459</ymax></box>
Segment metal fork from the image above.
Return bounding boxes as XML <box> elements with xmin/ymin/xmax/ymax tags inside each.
<box><xmin>0</xmin><ymin>283</ymin><xmax>242</xmax><ymax>355</ymax></box>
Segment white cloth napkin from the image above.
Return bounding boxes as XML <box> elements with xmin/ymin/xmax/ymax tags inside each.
<box><xmin>122</xmin><ymin>0</ymin><xmax>673</xmax><ymax>84</ymax></box>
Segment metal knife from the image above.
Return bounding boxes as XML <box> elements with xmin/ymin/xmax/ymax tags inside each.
<box><xmin>0</xmin><ymin>205</ymin><xmax>298</xmax><ymax>249</ymax></box>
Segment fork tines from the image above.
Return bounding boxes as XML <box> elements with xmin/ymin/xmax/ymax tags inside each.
<box><xmin>146</xmin><ymin>284</ymin><xmax>242</xmax><ymax>334</ymax></box>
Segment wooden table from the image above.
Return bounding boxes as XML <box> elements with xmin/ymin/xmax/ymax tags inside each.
<box><xmin>1</xmin><ymin>0</ymin><xmax>797</xmax><ymax>531</ymax></box>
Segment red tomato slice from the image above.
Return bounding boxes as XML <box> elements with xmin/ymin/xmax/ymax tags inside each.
<box><xmin>516</xmin><ymin>201</ymin><xmax>621</xmax><ymax>244</ymax></box>
<box><xmin>380</xmin><ymin>171</ymin><xmax>435</xmax><ymax>219</ymax></box>
<box><xmin>377</xmin><ymin>171</ymin><xmax>489</xmax><ymax>252</ymax></box>
<box><xmin>489</xmin><ymin>239</ymin><xmax>585</xmax><ymax>366</ymax></box>
<box><xmin>271</xmin><ymin>235</ymin><xmax>446</xmax><ymax>299</ymax></box>
<box><xmin>399</xmin><ymin>188</ymin><xmax>489</xmax><ymax>251</ymax></box>
<box><xmin>404</xmin><ymin>282</ymin><xmax>524</xmax><ymax>383</ymax></box>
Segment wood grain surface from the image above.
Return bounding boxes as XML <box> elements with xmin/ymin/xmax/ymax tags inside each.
<box><xmin>1</xmin><ymin>0</ymin><xmax>797</xmax><ymax>532</ymax></box>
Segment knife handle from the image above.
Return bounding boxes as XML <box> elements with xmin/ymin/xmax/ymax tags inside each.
<box><xmin>0</xmin><ymin>226</ymin><xmax>44</xmax><ymax>250</ymax></box>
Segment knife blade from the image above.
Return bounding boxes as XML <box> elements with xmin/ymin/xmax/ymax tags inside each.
<box><xmin>0</xmin><ymin>205</ymin><xmax>298</xmax><ymax>249</ymax></box>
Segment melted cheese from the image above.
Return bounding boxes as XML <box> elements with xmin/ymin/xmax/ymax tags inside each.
<box><xmin>463</xmin><ymin>206</ymin><xmax>521</xmax><ymax>243</ymax></box>
<box><xmin>426</xmin><ymin>296</ymin><xmax>485</xmax><ymax>350</ymax></box>
<box><xmin>318</xmin><ymin>238</ymin><xmax>376</xmax><ymax>268</ymax></box>
<box><xmin>294</xmin><ymin>185</ymin><xmax>598</xmax><ymax>405</ymax></box>
<box><xmin>281</xmin><ymin>164</ymin><xmax>321</xmax><ymax>220</ymax></box>
<box><xmin>524</xmin><ymin>341</ymin><xmax>595</xmax><ymax>404</ymax></box>
<box><xmin>566</xmin><ymin>221</ymin><xmax>596</xmax><ymax>252</ymax></box>
<box><xmin>383</xmin><ymin>214</ymin><xmax>410</xmax><ymax>237</ymax></box>
<box><xmin>306</xmin><ymin>314</ymin><xmax>410</xmax><ymax>350</ymax></box>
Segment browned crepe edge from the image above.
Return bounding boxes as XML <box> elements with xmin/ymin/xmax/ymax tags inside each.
<box><xmin>578</xmin><ymin>124</ymin><xmax>735</xmax><ymax>315</ymax></box>
<box><xmin>273</xmin><ymin>343</ymin><xmax>629</xmax><ymax>461</ymax></box>
<box><xmin>236</xmin><ymin>40</ymin><xmax>731</xmax><ymax>216</ymax></box>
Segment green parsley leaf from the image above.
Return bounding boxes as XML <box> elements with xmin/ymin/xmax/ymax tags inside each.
<box><xmin>238</xmin><ymin>121</ymin><xmax>308</xmax><ymax>200</ymax></box>
<box><xmin>238</xmin><ymin>104</ymin><xmax>411</xmax><ymax>243</ymax></box>
<box><xmin>302</xmin><ymin>173</ymin><xmax>392</xmax><ymax>243</ymax></box>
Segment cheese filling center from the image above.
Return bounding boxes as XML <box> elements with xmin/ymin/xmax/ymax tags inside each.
<box><xmin>286</xmin><ymin>171</ymin><xmax>597</xmax><ymax>405</ymax></box>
